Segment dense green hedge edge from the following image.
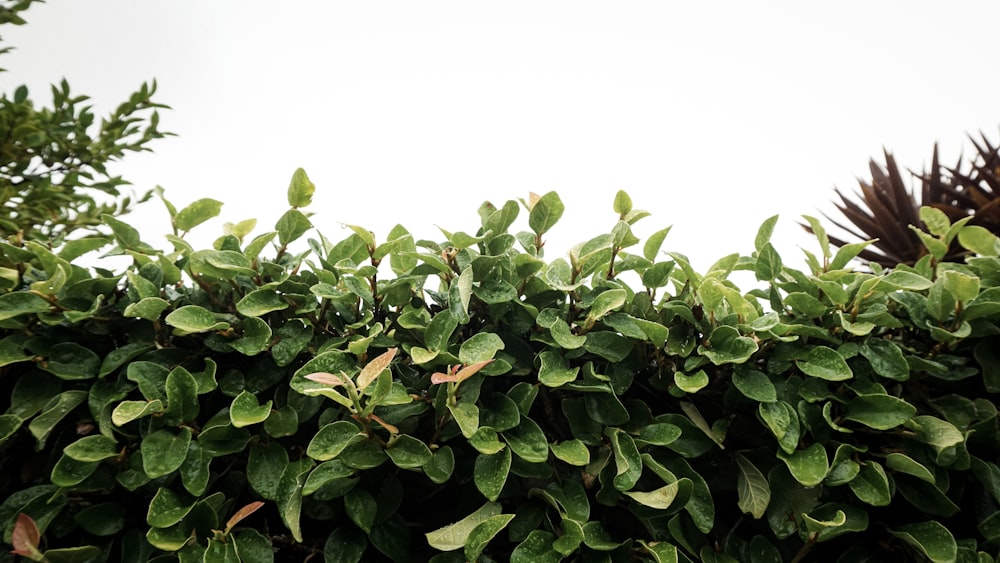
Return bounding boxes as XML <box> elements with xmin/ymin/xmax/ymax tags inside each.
<box><xmin>2</xmin><ymin>175</ymin><xmax>1000</xmax><ymax>562</ymax></box>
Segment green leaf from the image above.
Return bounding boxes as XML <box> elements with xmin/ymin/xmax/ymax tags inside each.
<box><xmin>606</xmin><ymin>427</ymin><xmax>643</xmax><ymax>491</ymax></box>
<box><xmin>275</xmin><ymin>458</ymin><xmax>314</xmax><ymax>543</ymax></box>
<box><xmin>503</xmin><ymin>416</ymin><xmax>549</xmax><ymax>463</ymax></box>
<box><xmin>843</xmin><ymin>394</ymin><xmax>916</xmax><ymax>430</ymax></box>
<box><xmin>111</xmin><ymin>399</ymin><xmax>164</xmax><ymax>426</ymax></box>
<box><xmin>959</xmin><ymin>225</ymin><xmax>1000</xmax><ymax>256</ymax></box>
<box><xmin>890</xmin><ymin>521</ymin><xmax>957</xmax><ymax>563</ymax></box>
<box><xmin>474</xmin><ymin>448</ymin><xmax>512</xmax><ymax>502</ymax></box>
<box><xmin>777</xmin><ymin>443</ymin><xmax>829</xmax><ymax>487</ymax></box>
<box><xmin>511</xmin><ymin>530</ymin><xmax>561</xmax><ymax>563</ymax></box>
<box><xmin>73</xmin><ymin>503</ymin><xmax>126</xmax><ymax>537</ymax></box>
<box><xmin>164</xmin><ymin>305</ymin><xmax>230</xmax><ymax>335</ymax></box>
<box><xmin>174</xmin><ymin>198</ymin><xmax>223</xmax><ymax>232</ymax></box>
<box><xmin>230</xmin><ymin>390</ymin><xmax>273</xmax><ymax>428</ymax></box>
<box><xmin>755</xmin><ymin>215</ymin><xmax>779</xmax><ymax>251</ymax></box>
<box><xmin>236</xmin><ymin>289</ymin><xmax>289</xmax><ymax>317</ymax></box>
<box><xmin>425</xmin><ymin>502</ymin><xmax>502</xmax><ymax>551</ymax></box>
<box><xmin>586</xmin><ymin>289</ymin><xmax>627</xmax><ymax>323</ymax></box>
<box><xmin>465</xmin><ymin>514</ymin><xmax>516</xmax><ymax>561</ymax></box>
<box><xmin>425</xmin><ymin>310</ymin><xmax>459</xmax><ymax>353</ymax></box>
<box><xmin>859</xmin><ymin>338</ymin><xmax>909</xmax><ymax>381</ymax></box>
<box><xmin>323</xmin><ymin>528</ymin><xmax>368</xmax><ymax>563</ymax></box>
<box><xmin>538</xmin><ymin>350</ymin><xmax>579</xmax><ymax>387</ymax></box>
<box><xmin>613</xmin><ymin>190</ymin><xmax>632</xmax><ymax>215</ymax></box>
<box><xmin>276</xmin><ymin>209</ymin><xmax>312</xmax><ymax>246</ymax></box>
<box><xmin>830</xmin><ymin>240</ymin><xmax>874</xmax><ymax>271</ymax></box>
<box><xmin>848</xmin><ymin>462</ymin><xmax>891</xmax><ymax>506</ymax></box>
<box><xmin>674</xmin><ymin>370</ymin><xmax>709</xmax><ymax>393</ymax></box>
<box><xmin>0</xmin><ymin>414</ymin><xmax>21</xmax><ymax>445</ymax></box>
<box><xmin>905</xmin><ymin>415</ymin><xmax>964</xmax><ymax>465</ymax></box>
<box><xmin>41</xmin><ymin>342</ymin><xmax>99</xmax><ymax>380</ymax></box>
<box><xmin>29</xmin><ymin>390</ymin><xmax>87</xmax><ymax>448</ymax></box>
<box><xmin>142</xmin><ymin>428</ymin><xmax>192</xmax><ymax>479</ymax></box>
<box><xmin>921</xmin><ymin>206</ymin><xmax>951</xmax><ymax>237</ymax></box>
<box><xmin>732</xmin><ymin>369</ymin><xmax>777</xmax><ymax>402</ymax></box>
<box><xmin>164</xmin><ymin>366</ymin><xmax>199</xmax><ymax>426</ymax></box>
<box><xmin>550</xmin><ymin>440</ymin><xmax>590</xmax><ymax>466</ymax></box>
<box><xmin>124</xmin><ymin>297</ymin><xmax>169</xmax><ymax>321</ymax></box>
<box><xmin>754</xmin><ymin>243</ymin><xmax>783</xmax><ymax>281</ymax></box>
<box><xmin>735</xmin><ymin>453</ymin><xmax>770</xmax><ymax>519</ymax></box>
<box><xmin>287</xmin><ymin>167</ymin><xmax>315</xmax><ymax>208</ymax></box>
<box><xmin>796</xmin><ymin>346</ymin><xmax>852</xmax><ymax>381</ymax></box>
<box><xmin>448</xmin><ymin>402</ymin><xmax>480</xmax><ymax>438</ymax></box>
<box><xmin>63</xmin><ymin>435</ymin><xmax>118</xmax><ymax>462</ymax></box>
<box><xmin>386</xmin><ymin>434</ymin><xmax>433</xmax><ymax>469</ymax></box>
<box><xmin>306</xmin><ymin>421</ymin><xmax>366</xmax><ymax>461</ymax></box>
<box><xmin>344</xmin><ymin>487</ymin><xmax>377</xmax><ymax>533</ymax></box>
<box><xmin>102</xmin><ymin>214</ymin><xmax>142</xmax><ymax>248</ymax></box>
<box><xmin>424</xmin><ymin>446</ymin><xmax>455</xmax><ymax>485</ymax></box>
<box><xmin>759</xmin><ymin>401</ymin><xmax>800</xmax><ymax>455</ymax></box>
<box><xmin>700</xmin><ymin>326</ymin><xmax>758</xmax><ymax>365</ymax></box>
<box><xmin>0</xmin><ymin>291</ymin><xmax>51</xmax><ymax>321</ymax></box>
<box><xmin>146</xmin><ymin>487</ymin><xmax>195</xmax><ymax>528</ymax></box>
<box><xmin>458</xmin><ymin>332</ymin><xmax>505</xmax><ymax>365</ymax></box>
<box><xmin>643</xmin><ymin>226</ymin><xmax>672</xmax><ymax>261</ymax></box>
<box><xmin>624</xmin><ymin>480</ymin><xmax>689</xmax><ymax>510</ymax></box>
<box><xmin>886</xmin><ymin>453</ymin><xmax>935</xmax><ymax>483</ymax></box>
<box><xmin>528</xmin><ymin>192</ymin><xmax>565</xmax><ymax>235</ymax></box>
<box><xmin>880</xmin><ymin>270</ymin><xmax>933</xmax><ymax>291</ymax></box>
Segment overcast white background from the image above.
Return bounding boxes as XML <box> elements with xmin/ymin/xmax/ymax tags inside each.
<box><xmin>5</xmin><ymin>2</ymin><xmax>1000</xmax><ymax>271</ymax></box>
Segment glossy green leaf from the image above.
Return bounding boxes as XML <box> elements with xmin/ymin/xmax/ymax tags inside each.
<box><xmin>111</xmin><ymin>399</ymin><xmax>164</xmax><ymax>426</ymax></box>
<box><xmin>474</xmin><ymin>448</ymin><xmax>512</xmax><ymax>502</ymax></box>
<box><xmin>777</xmin><ymin>443</ymin><xmax>828</xmax><ymax>487</ymax></box>
<box><xmin>174</xmin><ymin>198</ymin><xmax>223</xmax><ymax>232</ymax></box>
<box><xmin>733</xmin><ymin>369</ymin><xmax>777</xmax><ymax>402</ymax></box>
<box><xmin>425</xmin><ymin>502</ymin><xmax>502</xmax><ymax>551</ymax></box>
<box><xmin>886</xmin><ymin>452</ymin><xmax>935</xmax><ymax>483</ymax></box>
<box><xmin>287</xmin><ymin>167</ymin><xmax>315</xmax><ymax>207</ymax></box>
<box><xmin>236</xmin><ymin>288</ymin><xmax>289</xmax><ymax>317</ymax></box>
<box><xmin>146</xmin><ymin>487</ymin><xmax>196</xmax><ymax>529</ymax></box>
<box><xmin>164</xmin><ymin>366</ymin><xmax>199</xmax><ymax>426</ymax></box>
<box><xmin>735</xmin><ymin>453</ymin><xmax>770</xmax><ymax>519</ymax></box>
<box><xmin>29</xmin><ymin>390</ymin><xmax>87</xmax><ymax>448</ymax></box>
<box><xmin>674</xmin><ymin>369</ymin><xmax>708</xmax><ymax>393</ymax></box>
<box><xmin>164</xmin><ymin>305</ymin><xmax>230</xmax><ymax>335</ymax></box>
<box><xmin>606</xmin><ymin>427</ymin><xmax>643</xmax><ymax>491</ymax></box>
<box><xmin>848</xmin><ymin>461</ymin><xmax>891</xmax><ymax>506</ymax></box>
<box><xmin>275</xmin><ymin>209</ymin><xmax>312</xmax><ymax>246</ymax></box>
<box><xmin>458</xmin><ymin>332</ymin><xmax>505</xmax><ymax>365</ymax></box>
<box><xmin>843</xmin><ymin>394</ymin><xmax>916</xmax><ymax>430</ymax></box>
<box><xmin>306</xmin><ymin>420</ymin><xmax>366</xmax><ymax>461</ymax></box>
<box><xmin>41</xmin><ymin>342</ymin><xmax>99</xmax><ymax>380</ymax></box>
<box><xmin>890</xmin><ymin>521</ymin><xmax>957</xmax><ymax>563</ymax></box>
<box><xmin>859</xmin><ymin>338</ymin><xmax>909</xmax><ymax>381</ymax></box>
<box><xmin>503</xmin><ymin>416</ymin><xmax>549</xmax><ymax>463</ymax></box>
<box><xmin>248</xmin><ymin>441</ymin><xmax>289</xmax><ymax>500</ymax></box>
<box><xmin>275</xmin><ymin>458</ymin><xmax>314</xmax><ymax>542</ymax></box>
<box><xmin>386</xmin><ymin>434</ymin><xmax>433</xmax><ymax>469</ymax></box>
<box><xmin>230</xmin><ymin>390</ymin><xmax>273</xmax><ymax>428</ymax></box>
<box><xmin>538</xmin><ymin>350</ymin><xmax>578</xmax><ymax>387</ymax></box>
<box><xmin>797</xmin><ymin>346</ymin><xmax>852</xmax><ymax>381</ymax></box>
<box><xmin>424</xmin><ymin>446</ymin><xmax>456</xmax><ymax>485</ymax></box>
<box><xmin>550</xmin><ymin>439</ymin><xmax>590</xmax><ymax>466</ymax></box>
<box><xmin>700</xmin><ymin>326</ymin><xmax>758</xmax><ymax>365</ymax></box>
<box><xmin>528</xmin><ymin>191</ymin><xmax>565</xmax><ymax>235</ymax></box>
<box><xmin>63</xmin><ymin>435</ymin><xmax>118</xmax><ymax>462</ymax></box>
<box><xmin>142</xmin><ymin>428</ymin><xmax>192</xmax><ymax>479</ymax></box>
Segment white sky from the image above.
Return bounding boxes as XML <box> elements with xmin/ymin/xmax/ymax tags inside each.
<box><xmin>5</xmin><ymin>1</ymin><xmax>1000</xmax><ymax>271</ymax></box>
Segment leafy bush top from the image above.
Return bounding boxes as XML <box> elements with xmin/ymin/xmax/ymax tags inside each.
<box><xmin>1</xmin><ymin>173</ymin><xmax>1000</xmax><ymax>562</ymax></box>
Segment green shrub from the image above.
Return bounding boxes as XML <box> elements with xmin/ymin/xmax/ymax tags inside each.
<box><xmin>0</xmin><ymin>0</ymin><xmax>169</xmax><ymax>246</ymax></box>
<box><xmin>1</xmin><ymin>175</ymin><xmax>1000</xmax><ymax>562</ymax></box>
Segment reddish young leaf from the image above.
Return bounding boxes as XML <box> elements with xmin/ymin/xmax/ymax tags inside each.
<box><xmin>225</xmin><ymin>501</ymin><xmax>265</xmax><ymax>533</ymax></box>
<box><xmin>357</xmin><ymin>347</ymin><xmax>397</xmax><ymax>391</ymax></box>
<box><xmin>11</xmin><ymin>513</ymin><xmax>42</xmax><ymax>560</ymax></box>
<box><xmin>304</xmin><ymin>371</ymin><xmax>350</xmax><ymax>387</ymax></box>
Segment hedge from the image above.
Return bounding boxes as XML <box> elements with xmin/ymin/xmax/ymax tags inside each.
<box><xmin>2</xmin><ymin>175</ymin><xmax>1000</xmax><ymax>562</ymax></box>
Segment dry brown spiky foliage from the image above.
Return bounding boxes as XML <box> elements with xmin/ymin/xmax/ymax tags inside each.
<box><xmin>812</xmin><ymin>131</ymin><xmax>1000</xmax><ymax>268</ymax></box>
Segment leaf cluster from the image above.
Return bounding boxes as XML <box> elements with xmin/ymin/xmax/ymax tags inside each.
<box><xmin>1</xmin><ymin>169</ymin><xmax>1000</xmax><ymax>563</ymax></box>
<box><xmin>0</xmin><ymin>2</ymin><xmax>170</xmax><ymax>244</ymax></box>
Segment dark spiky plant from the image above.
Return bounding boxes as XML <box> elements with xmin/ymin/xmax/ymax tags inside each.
<box><xmin>814</xmin><ymin>131</ymin><xmax>1000</xmax><ymax>268</ymax></box>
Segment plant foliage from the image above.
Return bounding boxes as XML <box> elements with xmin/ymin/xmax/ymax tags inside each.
<box><xmin>821</xmin><ymin>132</ymin><xmax>1000</xmax><ymax>268</ymax></box>
<box><xmin>0</xmin><ymin>0</ymin><xmax>169</xmax><ymax>244</ymax></box>
<box><xmin>1</xmin><ymin>170</ymin><xmax>1000</xmax><ymax>562</ymax></box>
